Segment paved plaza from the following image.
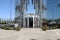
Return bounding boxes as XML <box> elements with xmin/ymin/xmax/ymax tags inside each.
<box><xmin>0</xmin><ymin>28</ymin><xmax>60</xmax><ymax>40</ymax></box>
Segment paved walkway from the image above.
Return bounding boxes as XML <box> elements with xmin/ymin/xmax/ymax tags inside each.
<box><xmin>0</xmin><ymin>29</ymin><xmax>19</xmax><ymax>40</ymax></box>
<box><xmin>17</xmin><ymin>28</ymin><xmax>60</xmax><ymax>40</ymax></box>
<box><xmin>0</xmin><ymin>28</ymin><xmax>60</xmax><ymax>40</ymax></box>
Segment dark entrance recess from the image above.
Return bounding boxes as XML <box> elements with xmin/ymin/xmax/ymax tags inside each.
<box><xmin>25</xmin><ymin>18</ymin><xmax>28</xmax><ymax>27</ymax></box>
<box><xmin>29</xmin><ymin>17</ymin><xmax>33</xmax><ymax>28</ymax></box>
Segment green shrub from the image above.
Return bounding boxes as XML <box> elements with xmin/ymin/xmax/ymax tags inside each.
<box><xmin>52</xmin><ymin>26</ymin><xmax>58</xmax><ymax>29</ymax></box>
<box><xmin>1</xmin><ymin>26</ymin><xmax>5</xmax><ymax>29</ymax></box>
<box><xmin>1</xmin><ymin>26</ymin><xmax>13</xmax><ymax>30</ymax></box>
<box><xmin>1</xmin><ymin>26</ymin><xmax>21</xmax><ymax>31</ymax></box>
<box><xmin>42</xmin><ymin>26</ymin><xmax>47</xmax><ymax>31</ymax></box>
<box><xmin>42</xmin><ymin>26</ymin><xmax>49</xmax><ymax>31</ymax></box>
<box><xmin>52</xmin><ymin>27</ymin><xmax>56</xmax><ymax>29</ymax></box>
<box><xmin>14</xmin><ymin>27</ymin><xmax>21</xmax><ymax>31</ymax></box>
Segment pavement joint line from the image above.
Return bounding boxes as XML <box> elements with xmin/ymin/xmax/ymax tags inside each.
<box><xmin>55</xmin><ymin>31</ymin><xmax>60</xmax><ymax>36</ymax></box>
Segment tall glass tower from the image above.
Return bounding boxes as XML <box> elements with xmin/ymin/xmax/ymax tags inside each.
<box><xmin>15</xmin><ymin>0</ymin><xmax>46</xmax><ymax>28</ymax></box>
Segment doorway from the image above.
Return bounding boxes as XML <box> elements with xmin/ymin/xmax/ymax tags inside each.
<box><xmin>29</xmin><ymin>17</ymin><xmax>33</xmax><ymax>28</ymax></box>
<box><xmin>25</xmin><ymin>18</ymin><xmax>28</xmax><ymax>27</ymax></box>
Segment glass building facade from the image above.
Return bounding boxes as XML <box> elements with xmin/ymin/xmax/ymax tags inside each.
<box><xmin>47</xmin><ymin>0</ymin><xmax>60</xmax><ymax>20</ymax></box>
<box><xmin>42</xmin><ymin>0</ymin><xmax>47</xmax><ymax>19</ymax></box>
<box><xmin>15</xmin><ymin>0</ymin><xmax>48</xmax><ymax>27</ymax></box>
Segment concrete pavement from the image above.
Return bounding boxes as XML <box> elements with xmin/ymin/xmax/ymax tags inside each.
<box><xmin>17</xmin><ymin>28</ymin><xmax>60</xmax><ymax>40</ymax></box>
<box><xmin>0</xmin><ymin>28</ymin><xmax>60</xmax><ymax>40</ymax></box>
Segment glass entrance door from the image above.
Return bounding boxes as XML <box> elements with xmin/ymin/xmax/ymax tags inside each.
<box><xmin>29</xmin><ymin>17</ymin><xmax>33</xmax><ymax>28</ymax></box>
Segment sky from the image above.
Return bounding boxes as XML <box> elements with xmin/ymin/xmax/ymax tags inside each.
<box><xmin>0</xmin><ymin>0</ymin><xmax>47</xmax><ymax>20</ymax></box>
<box><xmin>0</xmin><ymin>0</ymin><xmax>35</xmax><ymax>20</ymax></box>
<box><xmin>0</xmin><ymin>0</ymin><xmax>60</xmax><ymax>20</ymax></box>
<box><xmin>0</xmin><ymin>0</ymin><xmax>15</xmax><ymax>20</ymax></box>
<box><xmin>47</xmin><ymin>0</ymin><xmax>60</xmax><ymax>19</ymax></box>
